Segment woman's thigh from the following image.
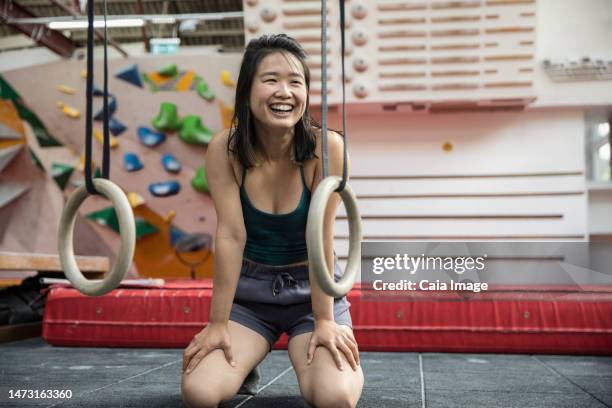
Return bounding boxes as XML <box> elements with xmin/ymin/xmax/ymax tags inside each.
<box><xmin>288</xmin><ymin>327</ymin><xmax>364</xmax><ymax>407</ymax></box>
<box><xmin>181</xmin><ymin>320</ymin><xmax>270</xmax><ymax>405</ymax></box>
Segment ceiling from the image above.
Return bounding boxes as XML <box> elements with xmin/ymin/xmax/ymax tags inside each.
<box><xmin>0</xmin><ymin>0</ymin><xmax>246</xmax><ymax>53</ymax></box>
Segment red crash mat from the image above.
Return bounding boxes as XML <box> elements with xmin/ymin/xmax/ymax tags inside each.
<box><xmin>42</xmin><ymin>281</ymin><xmax>612</xmax><ymax>354</ymax></box>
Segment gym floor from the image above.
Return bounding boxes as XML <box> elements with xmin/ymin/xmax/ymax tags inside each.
<box><xmin>1</xmin><ymin>337</ymin><xmax>611</xmax><ymax>407</ymax></box>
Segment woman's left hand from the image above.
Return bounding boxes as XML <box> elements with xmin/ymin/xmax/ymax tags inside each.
<box><xmin>307</xmin><ymin>319</ymin><xmax>360</xmax><ymax>371</ymax></box>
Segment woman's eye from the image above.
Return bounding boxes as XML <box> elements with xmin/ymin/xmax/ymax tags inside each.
<box><xmin>265</xmin><ymin>79</ymin><xmax>276</xmax><ymax>83</ymax></box>
<box><xmin>292</xmin><ymin>81</ymin><xmax>302</xmax><ymax>85</ymax></box>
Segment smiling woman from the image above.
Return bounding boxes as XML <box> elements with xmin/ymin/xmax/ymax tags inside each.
<box><xmin>181</xmin><ymin>34</ymin><xmax>364</xmax><ymax>408</ymax></box>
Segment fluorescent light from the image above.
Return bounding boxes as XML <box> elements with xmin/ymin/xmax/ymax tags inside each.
<box><xmin>151</xmin><ymin>17</ymin><xmax>176</xmax><ymax>24</ymax></box>
<box><xmin>48</xmin><ymin>19</ymin><xmax>144</xmax><ymax>30</ymax></box>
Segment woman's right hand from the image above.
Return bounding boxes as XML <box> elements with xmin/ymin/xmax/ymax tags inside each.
<box><xmin>183</xmin><ymin>322</ymin><xmax>236</xmax><ymax>375</ymax></box>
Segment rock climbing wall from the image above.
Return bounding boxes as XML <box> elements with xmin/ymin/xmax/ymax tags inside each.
<box><xmin>2</xmin><ymin>53</ymin><xmax>242</xmax><ymax>279</ymax></box>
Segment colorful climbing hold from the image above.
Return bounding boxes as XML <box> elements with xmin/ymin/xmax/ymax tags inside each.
<box><xmin>109</xmin><ymin>116</ymin><xmax>127</xmax><ymax>136</ymax></box>
<box><xmin>191</xmin><ymin>165</ymin><xmax>209</xmax><ymax>193</ymax></box>
<box><xmin>158</xmin><ymin>63</ymin><xmax>178</xmax><ymax>77</ymax></box>
<box><xmin>94</xmin><ymin>129</ymin><xmax>119</xmax><ymax>148</ymax></box>
<box><xmin>149</xmin><ymin>181</ymin><xmax>181</xmax><ymax>197</ymax></box>
<box><xmin>137</xmin><ymin>126</ymin><xmax>166</xmax><ymax>147</ymax></box>
<box><xmin>128</xmin><ymin>192</ymin><xmax>145</xmax><ymax>208</ymax></box>
<box><xmin>57</xmin><ymin>85</ymin><xmax>76</xmax><ymax>95</ymax></box>
<box><xmin>92</xmin><ymin>84</ymin><xmax>104</xmax><ymax>96</ymax></box>
<box><xmin>115</xmin><ymin>63</ymin><xmax>143</xmax><ymax>88</ymax></box>
<box><xmin>87</xmin><ymin>206</ymin><xmax>158</xmax><ymax>239</ymax></box>
<box><xmin>169</xmin><ymin>224</ymin><xmax>187</xmax><ymax>246</ymax></box>
<box><xmin>176</xmin><ymin>70</ymin><xmax>195</xmax><ymax>92</ymax></box>
<box><xmin>124</xmin><ymin>152</ymin><xmax>144</xmax><ymax>172</ymax></box>
<box><xmin>179</xmin><ymin>115</ymin><xmax>213</xmax><ymax>145</ymax></box>
<box><xmin>219</xmin><ymin>101</ymin><xmax>234</xmax><ymax>129</ymax></box>
<box><xmin>163</xmin><ymin>210</ymin><xmax>176</xmax><ymax>223</ymax></box>
<box><xmin>220</xmin><ymin>70</ymin><xmax>235</xmax><ymax>87</ymax></box>
<box><xmin>87</xmin><ymin>206</ymin><xmax>120</xmax><ymax>232</ymax></box>
<box><xmin>151</xmin><ymin>102</ymin><xmax>181</xmax><ymax>132</ymax></box>
<box><xmin>51</xmin><ymin>162</ymin><xmax>74</xmax><ymax>190</ymax></box>
<box><xmin>197</xmin><ymin>81</ymin><xmax>215</xmax><ymax>101</ymax></box>
<box><xmin>135</xmin><ymin>216</ymin><xmax>160</xmax><ymax>240</ymax></box>
<box><xmin>57</xmin><ymin>102</ymin><xmax>80</xmax><ymax>119</ymax></box>
<box><xmin>161</xmin><ymin>153</ymin><xmax>182</xmax><ymax>174</ymax></box>
<box><xmin>93</xmin><ymin>95</ymin><xmax>117</xmax><ymax>121</ymax></box>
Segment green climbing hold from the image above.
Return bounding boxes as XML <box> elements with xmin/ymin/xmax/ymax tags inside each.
<box><xmin>191</xmin><ymin>165</ymin><xmax>209</xmax><ymax>193</ymax></box>
<box><xmin>134</xmin><ymin>216</ymin><xmax>159</xmax><ymax>239</ymax></box>
<box><xmin>51</xmin><ymin>162</ymin><xmax>74</xmax><ymax>190</ymax></box>
<box><xmin>29</xmin><ymin>148</ymin><xmax>45</xmax><ymax>173</ymax></box>
<box><xmin>152</xmin><ymin>102</ymin><xmax>181</xmax><ymax>132</ymax></box>
<box><xmin>179</xmin><ymin>115</ymin><xmax>213</xmax><ymax>146</ymax></box>
<box><xmin>87</xmin><ymin>207</ymin><xmax>120</xmax><ymax>233</ymax></box>
<box><xmin>87</xmin><ymin>208</ymin><xmax>159</xmax><ymax>240</ymax></box>
<box><xmin>94</xmin><ymin>167</ymin><xmax>103</xmax><ymax>178</ymax></box>
<box><xmin>197</xmin><ymin>81</ymin><xmax>215</xmax><ymax>102</ymax></box>
<box><xmin>158</xmin><ymin>63</ymin><xmax>178</xmax><ymax>77</ymax></box>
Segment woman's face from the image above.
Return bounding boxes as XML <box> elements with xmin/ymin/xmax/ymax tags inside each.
<box><xmin>249</xmin><ymin>51</ymin><xmax>307</xmax><ymax>132</ymax></box>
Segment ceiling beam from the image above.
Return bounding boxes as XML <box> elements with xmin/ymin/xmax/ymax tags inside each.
<box><xmin>49</xmin><ymin>0</ymin><xmax>129</xmax><ymax>58</ymax></box>
<box><xmin>0</xmin><ymin>0</ymin><xmax>75</xmax><ymax>57</ymax></box>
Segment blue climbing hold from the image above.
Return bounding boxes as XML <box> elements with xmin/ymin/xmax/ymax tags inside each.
<box><xmin>93</xmin><ymin>95</ymin><xmax>117</xmax><ymax>121</ymax></box>
<box><xmin>109</xmin><ymin>117</ymin><xmax>127</xmax><ymax>136</ymax></box>
<box><xmin>169</xmin><ymin>224</ymin><xmax>187</xmax><ymax>247</ymax></box>
<box><xmin>115</xmin><ymin>63</ymin><xmax>143</xmax><ymax>88</ymax></box>
<box><xmin>149</xmin><ymin>181</ymin><xmax>181</xmax><ymax>197</ymax></box>
<box><xmin>93</xmin><ymin>84</ymin><xmax>104</xmax><ymax>96</ymax></box>
<box><xmin>161</xmin><ymin>153</ymin><xmax>182</xmax><ymax>174</ymax></box>
<box><xmin>123</xmin><ymin>153</ymin><xmax>144</xmax><ymax>172</ymax></box>
<box><xmin>138</xmin><ymin>126</ymin><xmax>166</xmax><ymax>147</ymax></box>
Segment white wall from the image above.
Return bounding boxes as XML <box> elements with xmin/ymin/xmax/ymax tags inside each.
<box><xmin>328</xmin><ymin>107</ymin><xmax>589</xmax><ymax>262</ymax></box>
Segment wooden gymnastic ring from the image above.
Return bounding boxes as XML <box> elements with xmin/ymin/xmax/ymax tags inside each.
<box><xmin>58</xmin><ymin>179</ymin><xmax>135</xmax><ymax>296</ymax></box>
<box><xmin>306</xmin><ymin>176</ymin><xmax>361</xmax><ymax>297</ymax></box>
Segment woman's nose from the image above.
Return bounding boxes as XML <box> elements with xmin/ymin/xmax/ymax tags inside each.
<box><xmin>275</xmin><ymin>82</ymin><xmax>291</xmax><ymax>97</ymax></box>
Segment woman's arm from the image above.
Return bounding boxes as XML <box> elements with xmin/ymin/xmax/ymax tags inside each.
<box><xmin>310</xmin><ymin>130</ymin><xmax>351</xmax><ymax>321</ymax></box>
<box><xmin>205</xmin><ymin>131</ymin><xmax>247</xmax><ymax>324</ymax></box>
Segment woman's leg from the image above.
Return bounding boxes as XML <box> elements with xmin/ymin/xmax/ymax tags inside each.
<box><xmin>181</xmin><ymin>320</ymin><xmax>270</xmax><ymax>408</ymax></box>
<box><xmin>288</xmin><ymin>326</ymin><xmax>364</xmax><ymax>408</ymax></box>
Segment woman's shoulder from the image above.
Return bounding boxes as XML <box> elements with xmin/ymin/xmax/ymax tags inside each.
<box><xmin>312</xmin><ymin>127</ymin><xmax>344</xmax><ymax>158</ymax></box>
<box><xmin>208</xmin><ymin>129</ymin><xmax>242</xmax><ymax>185</ymax></box>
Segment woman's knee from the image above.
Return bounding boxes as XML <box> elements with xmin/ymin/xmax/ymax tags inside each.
<box><xmin>181</xmin><ymin>375</ymin><xmax>227</xmax><ymax>408</ymax></box>
<box><xmin>181</xmin><ymin>370</ymin><xmax>242</xmax><ymax>408</ymax></box>
<box><xmin>304</xmin><ymin>375</ymin><xmax>359</xmax><ymax>408</ymax></box>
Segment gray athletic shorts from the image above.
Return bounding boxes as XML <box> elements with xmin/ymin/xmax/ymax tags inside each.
<box><xmin>229</xmin><ymin>255</ymin><xmax>353</xmax><ymax>352</ymax></box>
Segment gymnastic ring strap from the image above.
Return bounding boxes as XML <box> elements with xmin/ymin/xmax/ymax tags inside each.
<box><xmin>84</xmin><ymin>0</ymin><xmax>111</xmax><ymax>195</ymax></box>
<box><xmin>321</xmin><ymin>0</ymin><xmax>348</xmax><ymax>193</ymax></box>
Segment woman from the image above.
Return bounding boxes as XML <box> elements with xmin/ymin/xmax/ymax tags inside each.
<box><xmin>181</xmin><ymin>34</ymin><xmax>364</xmax><ymax>408</ymax></box>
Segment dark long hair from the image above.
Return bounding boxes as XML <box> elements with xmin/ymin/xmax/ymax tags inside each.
<box><xmin>227</xmin><ymin>34</ymin><xmax>320</xmax><ymax>168</ymax></box>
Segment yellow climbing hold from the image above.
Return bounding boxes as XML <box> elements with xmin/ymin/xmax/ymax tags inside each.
<box><xmin>80</xmin><ymin>69</ymin><xmax>87</xmax><ymax>78</ymax></box>
<box><xmin>442</xmin><ymin>141</ymin><xmax>453</xmax><ymax>152</ymax></box>
<box><xmin>163</xmin><ymin>210</ymin><xmax>176</xmax><ymax>223</ymax></box>
<box><xmin>93</xmin><ymin>129</ymin><xmax>119</xmax><ymax>148</ymax></box>
<box><xmin>61</xmin><ymin>104</ymin><xmax>80</xmax><ymax>118</ymax></box>
<box><xmin>220</xmin><ymin>70</ymin><xmax>235</xmax><ymax>87</ymax></box>
<box><xmin>56</xmin><ymin>101</ymin><xmax>65</xmax><ymax>109</ymax></box>
<box><xmin>219</xmin><ymin>100</ymin><xmax>234</xmax><ymax>130</ymax></box>
<box><xmin>128</xmin><ymin>192</ymin><xmax>146</xmax><ymax>208</ymax></box>
<box><xmin>58</xmin><ymin>85</ymin><xmax>76</xmax><ymax>95</ymax></box>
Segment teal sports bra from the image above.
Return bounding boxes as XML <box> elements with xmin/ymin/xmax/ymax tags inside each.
<box><xmin>240</xmin><ymin>164</ymin><xmax>311</xmax><ymax>266</ymax></box>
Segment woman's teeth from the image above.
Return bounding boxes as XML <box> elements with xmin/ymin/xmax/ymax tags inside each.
<box><xmin>269</xmin><ymin>104</ymin><xmax>294</xmax><ymax>117</ymax></box>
